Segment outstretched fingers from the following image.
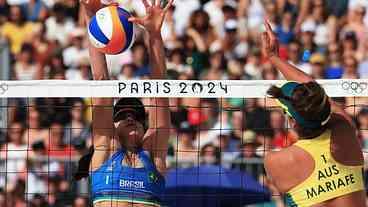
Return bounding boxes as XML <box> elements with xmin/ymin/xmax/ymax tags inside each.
<box><xmin>128</xmin><ymin>16</ymin><xmax>144</xmax><ymax>26</ymax></box>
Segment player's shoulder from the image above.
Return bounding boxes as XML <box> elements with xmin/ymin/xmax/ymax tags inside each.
<box><xmin>264</xmin><ymin>147</ymin><xmax>299</xmax><ymax>175</ymax></box>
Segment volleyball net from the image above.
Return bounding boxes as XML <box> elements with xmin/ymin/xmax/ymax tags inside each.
<box><xmin>0</xmin><ymin>79</ymin><xmax>367</xmax><ymax>206</ymax></box>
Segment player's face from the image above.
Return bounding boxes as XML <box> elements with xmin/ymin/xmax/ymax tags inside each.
<box><xmin>114</xmin><ymin>111</ymin><xmax>145</xmax><ymax>147</ymax></box>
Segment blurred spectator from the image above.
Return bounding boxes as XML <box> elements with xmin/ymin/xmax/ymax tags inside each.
<box><xmin>0</xmin><ymin>122</ymin><xmax>27</xmax><ymax>190</ymax></box>
<box><xmin>167</xmin><ymin>49</ymin><xmax>194</xmax><ymax>76</ymax></box>
<box><xmin>216</xmin><ymin>132</ymin><xmax>239</xmax><ymax>168</ymax></box>
<box><xmin>169</xmin><ymin>96</ymin><xmax>188</xmax><ymax>129</ymax></box>
<box><xmin>200</xmin><ymin>51</ymin><xmax>228</xmax><ymax>80</ymax></box>
<box><xmin>173</xmin><ymin>0</ymin><xmax>200</xmax><ymax>35</ymax></box>
<box><xmin>358</xmin><ymin>40</ymin><xmax>368</xmax><ymax>78</ymax></box>
<box><xmin>287</xmin><ymin>41</ymin><xmax>306</xmax><ymax>72</ymax></box>
<box><xmin>187</xmin><ymin>9</ymin><xmax>218</xmax><ymax>51</ymax></box>
<box><xmin>45</xmin><ymin>3</ymin><xmax>75</xmax><ymax>47</ymax></box>
<box><xmin>23</xmin><ymin>106</ymin><xmax>48</xmax><ymax>148</ymax></box>
<box><xmin>173</xmin><ymin>121</ymin><xmax>198</xmax><ymax>165</ymax></box>
<box><xmin>308</xmin><ymin>0</ymin><xmax>329</xmax><ymax>49</ymax></box>
<box><xmin>300</xmin><ymin>20</ymin><xmax>317</xmax><ymax>54</ymax></box>
<box><xmin>203</xmin><ymin>0</ymin><xmax>232</xmax><ymax>37</ymax></box>
<box><xmin>245</xmin><ymin>99</ymin><xmax>270</xmax><ymax>132</ymax></box>
<box><xmin>220</xmin><ymin>19</ymin><xmax>248</xmax><ymax>59</ymax></box>
<box><xmin>62</xmin><ymin>27</ymin><xmax>88</xmax><ymax>69</ymax></box>
<box><xmin>12</xmin><ymin>43</ymin><xmax>40</xmax><ymax>80</ymax></box>
<box><xmin>66</xmin><ymin>57</ymin><xmax>92</xmax><ymax>80</ymax></box>
<box><xmin>64</xmin><ymin>98</ymin><xmax>91</xmax><ymax>146</ymax></box>
<box><xmin>0</xmin><ymin>189</ymin><xmax>5</xmax><ymax>207</ymax></box>
<box><xmin>232</xmin><ymin>130</ymin><xmax>262</xmax><ymax>178</ymax></box>
<box><xmin>0</xmin><ymin>0</ymin><xmax>10</xmax><ymax>25</ymax></box>
<box><xmin>270</xmin><ymin>110</ymin><xmax>297</xmax><ymax>149</ymax></box>
<box><xmin>30</xmin><ymin>23</ymin><xmax>57</xmax><ymax>67</ymax></box>
<box><xmin>117</xmin><ymin>63</ymin><xmax>137</xmax><ymax>80</ymax></box>
<box><xmin>275</xmin><ymin>11</ymin><xmax>294</xmax><ymax>46</ymax></box>
<box><xmin>341</xmin><ymin>31</ymin><xmax>358</xmax><ymax>57</ymax></box>
<box><xmin>9</xmin><ymin>179</ymin><xmax>26</xmax><ymax>207</ymax></box>
<box><xmin>239</xmin><ymin>130</ymin><xmax>260</xmax><ymax>159</ymax></box>
<box><xmin>47</xmin><ymin>53</ymin><xmax>67</xmax><ymax>79</ymax></box>
<box><xmin>309</xmin><ymin>53</ymin><xmax>326</xmax><ymax>79</ymax></box>
<box><xmin>35</xmin><ymin>98</ymin><xmax>72</xmax><ymax>126</ymax></box>
<box><xmin>239</xmin><ymin>0</ymin><xmax>265</xmax><ymax>39</ymax></box>
<box><xmin>131</xmin><ymin>42</ymin><xmax>150</xmax><ymax>78</ymax></box>
<box><xmin>229</xmin><ymin>110</ymin><xmax>245</xmax><ymax>141</ymax></box>
<box><xmin>21</xmin><ymin>0</ymin><xmax>48</xmax><ymax>22</ymax></box>
<box><xmin>325</xmin><ymin>43</ymin><xmax>344</xmax><ymax>79</ymax></box>
<box><xmin>181</xmin><ymin>33</ymin><xmax>208</xmax><ymax>77</ymax></box>
<box><xmin>29</xmin><ymin>193</ymin><xmax>48</xmax><ymax>207</ymax></box>
<box><xmin>342</xmin><ymin>55</ymin><xmax>359</xmax><ymax>78</ymax></box>
<box><xmin>194</xmin><ymin>98</ymin><xmax>221</xmax><ymax>148</ymax></box>
<box><xmin>1</xmin><ymin>5</ymin><xmax>35</xmax><ymax>55</ymax></box>
<box><xmin>358</xmin><ymin>108</ymin><xmax>368</xmax><ymax>149</ymax></box>
<box><xmin>345</xmin><ymin>3</ymin><xmax>368</xmax><ymax>48</ymax></box>
<box><xmin>47</xmin><ymin>123</ymin><xmax>75</xmax><ymax>158</ymax></box>
<box><xmin>244</xmin><ymin>48</ymin><xmax>262</xmax><ymax>79</ymax></box>
<box><xmin>200</xmin><ymin>143</ymin><xmax>220</xmax><ymax>165</ymax></box>
<box><xmin>254</xmin><ymin>130</ymin><xmax>274</xmax><ymax>158</ymax></box>
<box><xmin>262</xmin><ymin>62</ymin><xmax>279</xmax><ymax>80</ymax></box>
<box><xmin>23</xmin><ymin>146</ymin><xmax>53</xmax><ymax>200</ymax></box>
<box><xmin>73</xmin><ymin>196</ymin><xmax>88</xmax><ymax>207</ymax></box>
<box><xmin>55</xmin><ymin>179</ymin><xmax>73</xmax><ymax>206</ymax></box>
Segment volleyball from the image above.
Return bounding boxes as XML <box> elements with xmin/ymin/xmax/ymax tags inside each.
<box><xmin>88</xmin><ymin>5</ymin><xmax>135</xmax><ymax>55</ymax></box>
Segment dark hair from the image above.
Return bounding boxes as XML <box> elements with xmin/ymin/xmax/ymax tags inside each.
<box><xmin>267</xmin><ymin>81</ymin><xmax>331</xmax><ymax>138</ymax></box>
<box><xmin>71</xmin><ymin>98</ymin><xmax>87</xmax><ymax>124</ymax></box>
<box><xmin>200</xmin><ymin>143</ymin><xmax>221</xmax><ymax>165</ymax></box>
<box><xmin>189</xmin><ymin>9</ymin><xmax>211</xmax><ymax>32</ymax></box>
<box><xmin>74</xmin><ymin>146</ymin><xmax>94</xmax><ymax>180</ymax></box>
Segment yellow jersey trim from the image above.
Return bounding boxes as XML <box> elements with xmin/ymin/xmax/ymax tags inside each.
<box><xmin>93</xmin><ymin>198</ymin><xmax>161</xmax><ymax>207</ymax></box>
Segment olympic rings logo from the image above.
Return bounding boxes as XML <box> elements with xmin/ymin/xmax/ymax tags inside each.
<box><xmin>0</xmin><ymin>83</ymin><xmax>8</xmax><ymax>95</ymax></box>
<box><xmin>341</xmin><ymin>81</ymin><xmax>368</xmax><ymax>94</ymax></box>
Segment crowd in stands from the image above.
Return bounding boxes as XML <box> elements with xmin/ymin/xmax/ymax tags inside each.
<box><xmin>1</xmin><ymin>0</ymin><xmax>368</xmax><ymax>206</ymax></box>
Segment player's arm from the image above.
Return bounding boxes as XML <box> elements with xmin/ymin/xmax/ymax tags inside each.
<box><xmin>261</xmin><ymin>20</ymin><xmax>353</xmax><ymax>124</ymax></box>
<box><xmin>81</xmin><ymin>3</ymin><xmax>114</xmax><ymax>171</ymax></box>
<box><xmin>264</xmin><ymin>151</ymin><xmax>287</xmax><ymax>194</ymax></box>
<box><xmin>129</xmin><ymin>0</ymin><xmax>173</xmax><ymax>174</ymax></box>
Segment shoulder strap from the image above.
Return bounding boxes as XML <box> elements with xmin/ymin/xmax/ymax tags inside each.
<box><xmin>137</xmin><ymin>149</ymin><xmax>156</xmax><ymax>172</ymax></box>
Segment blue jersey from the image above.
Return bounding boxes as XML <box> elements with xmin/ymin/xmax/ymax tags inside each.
<box><xmin>91</xmin><ymin>148</ymin><xmax>165</xmax><ymax>206</ymax></box>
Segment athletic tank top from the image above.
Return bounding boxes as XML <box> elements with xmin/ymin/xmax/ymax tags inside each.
<box><xmin>285</xmin><ymin>130</ymin><xmax>364</xmax><ymax>207</ymax></box>
<box><xmin>91</xmin><ymin>148</ymin><xmax>165</xmax><ymax>206</ymax></box>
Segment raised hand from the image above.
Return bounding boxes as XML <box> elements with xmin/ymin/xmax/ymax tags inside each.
<box><xmin>261</xmin><ymin>20</ymin><xmax>279</xmax><ymax>58</ymax></box>
<box><xmin>128</xmin><ymin>0</ymin><xmax>174</xmax><ymax>34</ymax></box>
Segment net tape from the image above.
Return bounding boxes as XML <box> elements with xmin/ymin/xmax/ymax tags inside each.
<box><xmin>0</xmin><ymin>79</ymin><xmax>366</xmax><ymax>98</ymax></box>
